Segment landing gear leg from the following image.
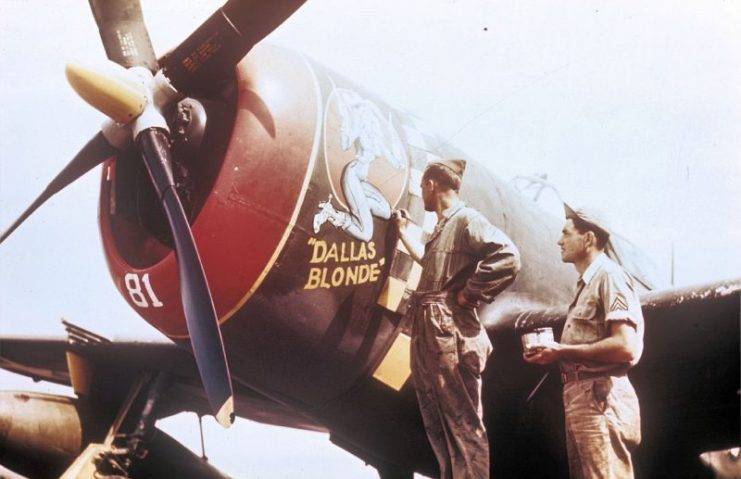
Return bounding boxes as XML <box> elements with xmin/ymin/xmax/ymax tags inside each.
<box><xmin>60</xmin><ymin>372</ymin><xmax>171</xmax><ymax>479</ymax></box>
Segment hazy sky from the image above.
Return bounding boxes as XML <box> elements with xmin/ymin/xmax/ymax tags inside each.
<box><xmin>1</xmin><ymin>1</ymin><xmax>739</xmax><ymax>477</ymax></box>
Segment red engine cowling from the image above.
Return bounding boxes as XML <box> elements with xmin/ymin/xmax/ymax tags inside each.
<box><xmin>100</xmin><ymin>45</ymin><xmax>413</xmax><ymax>407</ymax></box>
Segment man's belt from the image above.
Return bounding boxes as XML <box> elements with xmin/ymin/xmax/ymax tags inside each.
<box><xmin>409</xmin><ymin>290</ymin><xmax>451</xmax><ymax>305</ymax></box>
<box><xmin>560</xmin><ymin>369</ymin><xmax>627</xmax><ymax>385</ymax></box>
<box><xmin>410</xmin><ymin>290</ymin><xmax>448</xmax><ymax>299</ymax></box>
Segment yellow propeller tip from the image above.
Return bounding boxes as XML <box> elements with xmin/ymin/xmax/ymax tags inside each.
<box><xmin>215</xmin><ymin>396</ymin><xmax>235</xmax><ymax>428</ymax></box>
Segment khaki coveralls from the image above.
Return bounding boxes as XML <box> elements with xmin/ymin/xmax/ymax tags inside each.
<box><xmin>409</xmin><ymin>202</ymin><xmax>520</xmax><ymax>479</ymax></box>
<box><xmin>560</xmin><ymin>253</ymin><xmax>644</xmax><ymax>479</ymax></box>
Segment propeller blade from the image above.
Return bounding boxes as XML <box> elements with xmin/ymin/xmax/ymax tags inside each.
<box><xmin>88</xmin><ymin>0</ymin><xmax>158</xmax><ymax>71</ymax></box>
<box><xmin>0</xmin><ymin>132</ymin><xmax>116</xmax><ymax>245</ymax></box>
<box><xmin>66</xmin><ymin>63</ymin><xmax>147</xmax><ymax>124</ymax></box>
<box><xmin>160</xmin><ymin>0</ymin><xmax>307</xmax><ymax>95</ymax></box>
<box><xmin>137</xmin><ymin>128</ymin><xmax>234</xmax><ymax>428</ymax></box>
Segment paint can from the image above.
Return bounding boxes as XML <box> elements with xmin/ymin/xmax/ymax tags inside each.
<box><xmin>521</xmin><ymin>327</ymin><xmax>555</xmax><ymax>353</ymax></box>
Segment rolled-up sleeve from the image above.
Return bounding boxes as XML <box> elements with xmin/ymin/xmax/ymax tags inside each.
<box><xmin>461</xmin><ymin>214</ymin><xmax>521</xmax><ymax>304</ymax></box>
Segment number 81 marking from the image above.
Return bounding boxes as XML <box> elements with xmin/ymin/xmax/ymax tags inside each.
<box><xmin>124</xmin><ymin>273</ymin><xmax>164</xmax><ymax>308</ymax></box>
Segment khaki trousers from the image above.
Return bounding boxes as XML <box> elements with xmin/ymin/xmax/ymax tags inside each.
<box><xmin>563</xmin><ymin>375</ymin><xmax>641</xmax><ymax>479</ymax></box>
<box><xmin>410</xmin><ymin>292</ymin><xmax>493</xmax><ymax>479</ymax></box>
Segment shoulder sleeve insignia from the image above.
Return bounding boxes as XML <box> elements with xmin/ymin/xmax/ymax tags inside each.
<box><xmin>610</xmin><ymin>293</ymin><xmax>629</xmax><ymax>312</ymax></box>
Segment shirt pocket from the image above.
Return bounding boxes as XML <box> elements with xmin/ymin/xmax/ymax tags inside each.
<box><xmin>567</xmin><ymin>300</ymin><xmax>605</xmax><ymax>342</ymax></box>
<box><xmin>571</xmin><ymin>299</ymin><xmax>598</xmax><ymax>321</ymax></box>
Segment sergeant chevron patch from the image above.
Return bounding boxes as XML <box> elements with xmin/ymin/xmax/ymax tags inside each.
<box><xmin>610</xmin><ymin>294</ymin><xmax>629</xmax><ymax>312</ymax></box>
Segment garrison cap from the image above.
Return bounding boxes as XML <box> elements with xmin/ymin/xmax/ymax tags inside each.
<box><xmin>428</xmin><ymin>158</ymin><xmax>467</xmax><ymax>178</ymax></box>
<box><xmin>564</xmin><ymin>203</ymin><xmax>611</xmax><ymax>239</ymax></box>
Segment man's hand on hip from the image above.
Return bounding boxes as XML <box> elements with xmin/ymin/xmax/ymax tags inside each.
<box><xmin>457</xmin><ymin>289</ymin><xmax>479</xmax><ymax>309</ymax></box>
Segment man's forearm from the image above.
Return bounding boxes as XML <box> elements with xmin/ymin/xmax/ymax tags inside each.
<box><xmin>464</xmin><ymin>243</ymin><xmax>521</xmax><ymax>303</ymax></box>
<box><xmin>398</xmin><ymin>228</ymin><xmax>424</xmax><ymax>263</ymax></box>
<box><xmin>559</xmin><ymin>336</ymin><xmax>636</xmax><ymax>364</ymax></box>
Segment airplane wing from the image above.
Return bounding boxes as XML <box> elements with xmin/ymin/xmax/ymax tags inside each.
<box><xmin>0</xmin><ymin>322</ymin><xmax>323</xmax><ymax>431</ymax></box>
<box><xmin>1</xmin><ymin>279</ymin><xmax>736</xmax><ymax>479</ymax></box>
<box><xmin>483</xmin><ymin>278</ymin><xmax>741</xmax><ymax>478</ymax></box>
<box><xmin>0</xmin><ymin>321</ymin><xmax>324</xmax><ymax>477</ymax></box>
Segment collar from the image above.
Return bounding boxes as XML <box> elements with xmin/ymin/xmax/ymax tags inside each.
<box><xmin>427</xmin><ymin>201</ymin><xmax>465</xmax><ymax>244</ymax></box>
<box><xmin>580</xmin><ymin>252</ymin><xmax>608</xmax><ymax>285</ymax></box>
<box><xmin>440</xmin><ymin>200</ymin><xmax>465</xmax><ymax>220</ymax></box>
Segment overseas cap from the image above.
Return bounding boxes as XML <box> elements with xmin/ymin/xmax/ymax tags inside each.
<box><xmin>564</xmin><ymin>203</ymin><xmax>611</xmax><ymax>239</ymax></box>
<box><xmin>429</xmin><ymin>158</ymin><xmax>467</xmax><ymax>178</ymax></box>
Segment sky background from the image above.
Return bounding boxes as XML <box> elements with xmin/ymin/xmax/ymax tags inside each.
<box><xmin>0</xmin><ymin>1</ymin><xmax>739</xmax><ymax>477</ymax></box>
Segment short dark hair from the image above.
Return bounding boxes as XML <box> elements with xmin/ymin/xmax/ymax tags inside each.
<box><xmin>422</xmin><ymin>163</ymin><xmax>461</xmax><ymax>192</ymax></box>
<box><xmin>571</xmin><ymin>217</ymin><xmax>609</xmax><ymax>250</ymax></box>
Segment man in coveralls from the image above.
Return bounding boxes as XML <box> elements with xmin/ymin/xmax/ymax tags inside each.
<box><xmin>394</xmin><ymin>159</ymin><xmax>521</xmax><ymax>478</ymax></box>
<box><xmin>524</xmin><ymin>205</ymin><xmax>644</xmax><ymax>479</ymax></box>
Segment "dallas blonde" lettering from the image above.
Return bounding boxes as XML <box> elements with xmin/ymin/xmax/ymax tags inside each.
<box><xmin>309</xmin><ymin>239</ymin><xmax>376</xmax><ymax>263</ymax></box>
<box><xmin>304</xmin><ymin>238</ymin><xmax>384</xmax><ymax>290</ymax></box>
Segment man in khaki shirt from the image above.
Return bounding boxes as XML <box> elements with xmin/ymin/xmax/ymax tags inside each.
<box><xmin>395</xmin><ymin>159</ymin><xmax>520</xmax><ymax>479</ymax></box>
<box><xmin>524</xmin><ymin>205</ymin><xmax>644</xmax><ymax>479</ymax></box>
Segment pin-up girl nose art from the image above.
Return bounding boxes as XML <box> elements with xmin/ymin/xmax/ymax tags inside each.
<box><xmin>313</xmin><ymin>88</ymin><xmax>408</xmax><ymax>242</ymax></box>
